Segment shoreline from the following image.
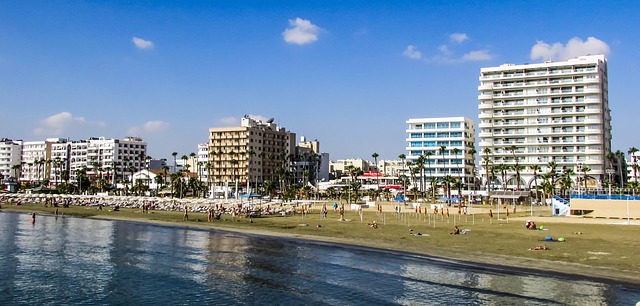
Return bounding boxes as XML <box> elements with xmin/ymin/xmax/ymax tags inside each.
<box><xmin>2</xmin><ymin>206</ymin><xmax>639</xmax><ymax>286</ymax></box>
<box><xmin>81</xmin><ymin>213</ymin><xmax>640</xmax><ymax>286</ymax></box>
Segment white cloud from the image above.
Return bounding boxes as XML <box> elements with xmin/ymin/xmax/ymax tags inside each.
<box><xmin>217</xmin><ymin>117</ymin><xmax>239</xmax><ymax>127</ymax></box>
<box><xmin>530</xmin><ymin>37</ymin><xmax>610</xmax><ymax>61</ymax></box>
<box><xmin>128</xmin><ymin>120</ymin><xmax>169</xmax><ymax>135</ymax></box>
<box><xmin>403</xmin><ymin>45</ymin><xmax>422</xmax><ymax>60</ymax></box>
<box><xmin>217</xmin><ymin>114</ymin><xmax>273</xmax><ymax>127</ymax></box>
<box><xmin>449</xmin><ymin>33</ymin><xmax>469</xmax><ymax>43</ymax></box>
<box><xmin>462</xmin><ymin>50</ymin><xmax>493</xmax><ymax>61</ymax></box>
<box><xmin>34</xmin><ymin>112</ymin><xmax>86</xmax><ymax>136</ymax></box>
<box><xmin>132</xmin><ymin>36</ymin><xmax>154</xmax><ymax>50</ymax></box>
<box><xmin>282</xmin><ymin>18</ymin><xmax>321</xmax><ymax>45</ymax></box>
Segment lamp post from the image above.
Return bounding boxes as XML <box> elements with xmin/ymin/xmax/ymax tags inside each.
<box><xmin>606</xmin><ymin>168</ymin><xmax>615</xmax><ymax>198</ymax></box>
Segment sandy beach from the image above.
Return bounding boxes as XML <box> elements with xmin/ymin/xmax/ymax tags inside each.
<box><xmin>2</xmin><ymin>196</ymin><xmax>639</xmax><ymax>286</ymax></box>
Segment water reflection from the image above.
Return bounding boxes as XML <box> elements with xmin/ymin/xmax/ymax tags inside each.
<box><xmin>0</xmin><ymin>211</ymin><xmax>637</xmax><ymax>305</ymax></box>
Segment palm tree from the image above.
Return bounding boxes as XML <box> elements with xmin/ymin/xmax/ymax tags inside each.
<box><xmin>467</xmin><ymin>148</ymin><xmax>477</xmax><ymax>191</ymax></box>
<box><xmin>452</xmin><ymin>148</ymin><xmax>461</xmax><ymax>196</ymax></box>
<box><xmin>482</xmin><ymin>148</ymin><xmax>493</xmax><ymax>193</ymax></box>
<box><xmin>581</xmin><ymin>166</ymin><xmax>591</xmax><ymax>191</ymax></box>
<box><xmin>371</xmin><ymin>152</ymin><xmax>379</xmax><ymax>197</ymax></box>
<box><xmin>399</xmin><ymin>154</ymin><xmax>406</xmax><ymax>203</ymax></box>
<box><xmin>629</xmin><ymin>147</ymin><xmax>639</xmax><ymax>184</ymax></box>
<box><xmin>497</xmin><ymin>164</ymin><xmax>509</xmax><ymax>190</ymax></box>
<box><xmin>415</xmin><ymin>154</ymin><xmax>426</xmax><ymax>195</ymax></box>
<box><xmin>530</xmin><ymin>165</ymin><xmax>541</xmax><ymax>203</ymax></box>
<box><xmin>615</xmin><ymin>150</ymin><xmax>625</xmax><ymax>188</ymax></box>
<box><xmin>512</xmin><ymin>164</ymin><xmax>524</xmax><ymax>191</ymax></box>
<box><xmin>424</xmin><ymin>151</ymin><xmax>433</xmax><ymax>192</ymax></box>
<box><xmin>172</xmin><ymin>152</ymin><xmax>178</xmax><ymax>174</ymax></box>
<box><xmin>546</xmin><ymin>161</ymin><xmax>558</xmax><ymax>192</ymax></box>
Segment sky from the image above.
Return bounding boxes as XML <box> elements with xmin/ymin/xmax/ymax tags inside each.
<box><xmin>1</xmin><ymin>1</ymin><xmax>639</xmax><ymax>162</ymax></box>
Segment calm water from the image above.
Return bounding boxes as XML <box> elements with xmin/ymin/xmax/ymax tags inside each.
<box><xmin>0</xmin><ymin>212</ymin><xmax>638</xmax><ymax>305</ymax></box>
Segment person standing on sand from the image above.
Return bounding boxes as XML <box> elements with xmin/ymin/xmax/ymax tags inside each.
<box><xmin>339</xmin><ymin>204</ymin><xmax>345</xmax><ymax>221</ymax></box>
<box><xmin>183</xmin><ymin>206</ymin><xmax>189</xmax><ymax>221</ymax></box>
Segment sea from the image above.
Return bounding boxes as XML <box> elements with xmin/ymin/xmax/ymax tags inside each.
<box><xmin>0</xmin><ymin>211</ymin><xmax>638</xmax><ymax>305</ymax></box>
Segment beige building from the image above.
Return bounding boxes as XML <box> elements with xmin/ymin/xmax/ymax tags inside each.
<box><xmin>208</xmin><ymin>116</ymin><xmax>296</xmax><ymax>187</ymax></box>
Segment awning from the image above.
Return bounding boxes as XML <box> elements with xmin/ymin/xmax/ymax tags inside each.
<box><xmin>489</xmin><ymin>191</ymin><xmax>530</xmax><ymax>199</ymax></box>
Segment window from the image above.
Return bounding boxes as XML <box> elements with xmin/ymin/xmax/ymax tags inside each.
<box><xmin>436</xmin><ymin>122</ymin><xmax>449</xmax><ymax>128</ymax></box>
<box><xmin>410</xmin><ymin>133</ymin><xmax>422</xmax><ymax>138</ymax></box>
<box><xmin>424</xmin><ymin>133</ymin><xmax>436</xmax><ymax>138</ymax></box>
<box><xmin>425</xmin><ymin>141</ymin><xmax>436</xmax><ymax>147</ymax></box>
<box><xmin>424</xmin><ymin>123</ymin><xmax>435</xmax><ymax>129</ymax></box>
<box><xmin>411</xmin><ymin>142</ymin><xmax>422</xmax><ymax>147</ymax></box>
<box><xmin>450</xmin><ymin>122</ymin><xmax>461</xmax><ymax>128</ymax></box>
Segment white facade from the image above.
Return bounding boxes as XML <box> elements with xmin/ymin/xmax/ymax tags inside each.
<box><xmin>0</xmin><ymin>139</ymin><xmax>22</xmax><ymax>179</ymax></box>
<box><xmin>405</xmin><ymin>117</ymin><xmax>476</xmax><ymax>189</ymax></box>
<box><xmin>87</xmin><ymin>137</ymin><xmax>148</xmax><ymax>184</ymax></box>
<box><xmin>20</xmin><ymin>140</ymin><xmax>50</xmax><ymax>183</ymax></box>
<box><xmin>478</xmin><ymin>55</ymin><xmax>611</xmax><ymax>189</ymax></box>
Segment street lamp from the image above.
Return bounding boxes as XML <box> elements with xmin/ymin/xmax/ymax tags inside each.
<box><xmin>606</xmin><ymin>168</ymin><xmax>615</xmax><ymax>198</ymax></box>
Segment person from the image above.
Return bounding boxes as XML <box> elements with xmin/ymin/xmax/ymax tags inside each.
<box><xmin>450</xmin><ymin>225</ymin><xmax>460</xmax><ymax>235</ymax></box>
<box><xmin>333</xmin><ymin>202</ymin><xmax>338</xmax><ymax>211</ymax></box>
<box><xmin>368</xmin><ymin>220</ymin><xmax>378</xmax><ymax>229</ymax></box>
<box><xmin>526</xmin><ymin>220</ymin><xmax>537</xmax><ymax>230</ymax></box>
<box><xmin>339</xmin><ymin>204</ymin><xmax>345</xmax><ymax>221</ymax></box>
<box><xmin>322</xmin><ymin>204</ymin><xmax>328</xmax><ymax>218</ymax></box>
<box><xmin>30</xmin><ymin>212</ymin><xmax>36</xmax><ymax>224</ymax></box>
<box><xmin>183</xmin><ymin>207</ymin><xmax>189</xmax><ymax>221</ymax></box>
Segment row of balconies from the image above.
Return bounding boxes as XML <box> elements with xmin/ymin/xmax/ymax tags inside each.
<box><xmin>480</xmin><ymin>67</ymin><xmax>598</xmax><ymax>81</ymax></box>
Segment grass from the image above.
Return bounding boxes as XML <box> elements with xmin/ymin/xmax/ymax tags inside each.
<box><xmin>3</xmin><ymin>201</ymin><xmax>639</xmax><ymax>284</ymax></box>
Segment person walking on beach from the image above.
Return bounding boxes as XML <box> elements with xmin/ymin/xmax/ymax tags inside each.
<box><xmin>339</xmin><ymin>204</ymin><xmax>345</xmax><ymax>221</ymax></box>
<box><xmin>183</xmin><ymin>206</ymin><xmax>189</xmax><ymax>221</ymax></box>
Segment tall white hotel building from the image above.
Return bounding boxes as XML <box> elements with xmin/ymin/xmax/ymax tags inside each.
<box><xmin>477</xmin><ymin>55</ymin><xmax>611</xmax><ymax>189</ymax></box>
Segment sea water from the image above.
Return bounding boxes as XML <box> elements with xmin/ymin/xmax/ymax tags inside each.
<box><xmin>0</xmin><ymin>211</ymin><xmax>638</xmax><ymax>305</ymax></box>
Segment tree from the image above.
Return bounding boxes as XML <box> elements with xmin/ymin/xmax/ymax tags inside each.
<box><xmin>511</xmin><ymin>164</ymin><xmax>524</xmax><ymax>191</ymax></box>
<box><xmin>530</xmin><ymin>165</ymin><xmax>541</xmax><ymax>203</ymax></box>
<box><xmin>467</xmin><ymin>148</ymin><xmax>477</xmax><ymax>191</ymax></box>
<box><xmin>371</xmin><ymin>152</ymin><xmax>379</xmax><ymax>198</ymax></box>
<box><xmin>546</xmin><ymin>161</ymin><xmax>558</xmax><ymax>193</ymax></box>
<box><xmin>615</xmin><ymin>150</ymin><xmax>625</xmax><ymax>188</ymax></box>
<box><xmin>497</xmin><ymin>164</ymin><xmax>509</xmax><ymax>190</ymax></box>
<box><xmin>581</xmin><ymin>166</ymin><xmax>591</xmax><ymax>191</ymax></box>
<box><xmin>172</xmin><ymin>152</ymin><xmax>178</xmax><ymax>174</ymax></box>
<box><xmin>399</xmin><ymin>154</ymin><xmax>406</xmax><ymax>203</ymax></box>
<box><xmin>482</xmin><ymin>148</ymin><xmax>493</xmax><ymax>193</ymax></box>
<box><xmin>452</xmin><ymin>148</ymin><xmax>461</xmax><ymax>196</ymax></box>
<box><xmin>629</xmin><ymin>147</ymin><xmax>639</xmax><ymax>184</ymax></box>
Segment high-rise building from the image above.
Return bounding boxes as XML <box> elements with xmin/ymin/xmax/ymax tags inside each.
<box><xmin>405</xmin><ymin>117</ymin><xmax>476</xmax><ymax>190</ymax></box>
<box><xmin>208</xmin><ymin>116</ymin><xmax>296</xmax><ymax>188</ymax></box>
<box><xmin>477</xmin><ymin>55</ymin><xmax>610</xmax><ymax>190</ymax></box>
<box><xmin>0</xmin><ymin>138</ymin><xmax>22</xmax><ymax>181</ymax></box>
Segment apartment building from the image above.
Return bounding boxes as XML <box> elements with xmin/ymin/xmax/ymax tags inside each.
<box><xmin>15</xmin><ymin>137</ymin><xmax>147</xmax><ymax>186</ymax></box>
<box><xmin>0</xmin><ymin>138</ymin><xmax>22</xmax><ymax>180</ymax></box>
<box><xmin>477</xmin><ymin>55</ymin><xmax>610</xmax><ymax>189</ymax></box>
<box><xmin>405</xmin><ymin>117</ymin><xmax>476</xmax><ymax>189</ymax></box>
<box><xmin>208</xmin><ymin>116</ymin><xmax>296</xmax><ymax>187</ymax></box>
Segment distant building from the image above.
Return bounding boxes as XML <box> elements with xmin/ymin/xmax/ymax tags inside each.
<box><xmin>208</xmin><ymin>116</ymin><xmax>296</xmax><ymax>190</ymax></box>
<box><xmin>0</xmin><ymin>138</ymin><xmax>22</xmax><ymax>183</ymax></box>
<box><xmin>405</xmin><ymin>117</ymin><xmax>476</xmax><ymax>190</ymax></box>
<box><xmin>329</xmin><ymin>159</ymin><xmax>371</xmax><ymax>179</ymax></box>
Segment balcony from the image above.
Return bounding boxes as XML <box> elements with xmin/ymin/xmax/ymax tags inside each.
<box><xmin>478</xmin><ymin>84</ymin><xmax>493</xmax><ymax>90</ymax></box>
<box><xmin>478</xmin><ymin>103</ymin><xmax>493</xmax><ymax>110</ymax></box>
<box><xmin>478</xmin><ymin>93</ymin><xmax>493</xmax><ymax>100</ymax></box>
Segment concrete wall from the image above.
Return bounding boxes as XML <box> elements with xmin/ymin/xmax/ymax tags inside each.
<box><xmin>570</xmin><ymin>198</ymin><xmax>640</xmax><ymax>219</ymax></box>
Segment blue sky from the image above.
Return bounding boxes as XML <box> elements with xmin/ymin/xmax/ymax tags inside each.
<box><xmin>1</xmin><ymin>1</ymin><xmax>638</xmax><ymax>162</ymax></box>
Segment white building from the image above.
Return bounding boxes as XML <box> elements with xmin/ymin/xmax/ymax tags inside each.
<box><xmin>405</xmin><ymin>117</ymin><xmax>476</xmax><ymax>190</ymax></box>
<box><xmin>86</xmin><ymin>136</ymin><xmax>148</xmax><ymax>184</ymax></box>
<box><xmin>0</xmin><ymin>138</ymin><xmax>22</xmax><ymax>180</ymax></box>
<box><xmin>478</xmin><ymin>55</ymin><xmax>611</xmax><ymax>190</ymax></box>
